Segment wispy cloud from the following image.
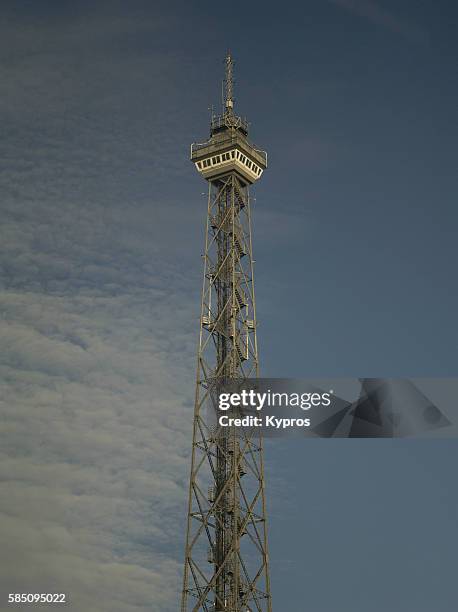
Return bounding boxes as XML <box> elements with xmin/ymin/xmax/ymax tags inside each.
<box><xmin>328</xmin><ymin>0</ymin><xmax>428</xmax><ymax>43</ymax></box>
<box><xmin>0</xmin><ymin>8</ymin><xmax>200</xmax><ymax>612</ymax></box>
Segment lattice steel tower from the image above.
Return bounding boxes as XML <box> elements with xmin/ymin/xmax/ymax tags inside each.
<box><xmin>181</xmin><ymin>54</ymin><xmax>271</xmax><ymax>612</ymax></box>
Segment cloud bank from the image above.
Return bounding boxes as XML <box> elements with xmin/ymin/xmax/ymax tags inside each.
<box><xmin>0</xmin><ymin>8</ymin><xmax>200</xmax><ymax>611</ymax></box>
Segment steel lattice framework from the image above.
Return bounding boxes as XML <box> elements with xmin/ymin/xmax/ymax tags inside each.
<box><xmin>181</xmin><ymin>55</ymin><xmax>271</xmax><ymax>612</ymax></box>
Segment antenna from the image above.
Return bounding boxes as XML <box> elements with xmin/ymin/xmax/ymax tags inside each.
<box><xmin>224</xmin><ymin>51</ymin><xmax>234</xmax><ymax>116</ymax></box>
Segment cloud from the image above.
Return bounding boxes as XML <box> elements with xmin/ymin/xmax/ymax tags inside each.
<box><xmin>328</xmin><ymin>0</ymin><xmax>428</xmax><ymax>43</ymax></box>
<box><xmin>0</xmin><ymin>244</ymin><xmax>195</xmax><ymax>611</ymax></box>
<box><xmin>0</xmin><ymin>7</ymin><xmax>201</xmax><ymax>611</ymax></box>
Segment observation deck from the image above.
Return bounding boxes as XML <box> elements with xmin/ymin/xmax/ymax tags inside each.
<box><xmin>191</xmin><ymin>113</ymin><xmax>267</xmax><ymax>185</ymax></box>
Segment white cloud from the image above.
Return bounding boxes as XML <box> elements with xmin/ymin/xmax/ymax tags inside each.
<box><xmin>0</xmin><ymin>264</ymin><xmax>196</xmax><ymax>610</ymax></box>
<box><xmin>0</xmin><ymin>8</ymin><xmax>201</xmax><ymax>611</ymax></box>
<box><xmin>0</xmin><ymin>255</ymin><xmax>198</xmax><ymax>608</ymax></box>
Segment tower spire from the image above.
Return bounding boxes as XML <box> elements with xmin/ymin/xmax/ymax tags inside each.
<box><xmin>224</xmin><ymin>52</ymin><xmax>234</xmax><ymax>116</ymax></box>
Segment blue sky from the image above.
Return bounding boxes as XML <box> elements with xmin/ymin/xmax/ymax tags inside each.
<box><xmin>0</xmin><ymin>1</ymin><xmax>457</xmax><ymax>610</ymax></box>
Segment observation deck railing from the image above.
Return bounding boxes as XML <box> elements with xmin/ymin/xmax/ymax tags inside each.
<box><xmin>210</xmin><ymin>113</ymin><xmax>249</xmax><ymax>135</ymax></box>
<box><xmin>191</xmin><ymin>131</ymin><xmax>267</xmax><ymax>167</ymax></box>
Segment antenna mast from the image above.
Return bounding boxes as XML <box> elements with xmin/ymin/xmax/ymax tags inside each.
<box><xmin>224</xmin><ymin>52</ymin><xmax>234</xmax><ymax>117</ymax></box>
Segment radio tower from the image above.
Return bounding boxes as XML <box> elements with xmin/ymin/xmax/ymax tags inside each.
<box><xmin>181</xmin><ymin>54</ymin><xmax>272</xmax><ymax>612</ymax></box>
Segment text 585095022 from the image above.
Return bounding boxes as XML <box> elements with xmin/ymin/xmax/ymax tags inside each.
<box><xmin>8</xmin><ymin>594</ymin><xmax>66</xmax><ymax>604</ymax></box>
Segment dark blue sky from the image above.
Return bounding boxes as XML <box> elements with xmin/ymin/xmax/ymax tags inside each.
<box><xmin>0</xmin><ymin>1</ymin><xmax>457</xmax><ymax>610</ymax></box>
